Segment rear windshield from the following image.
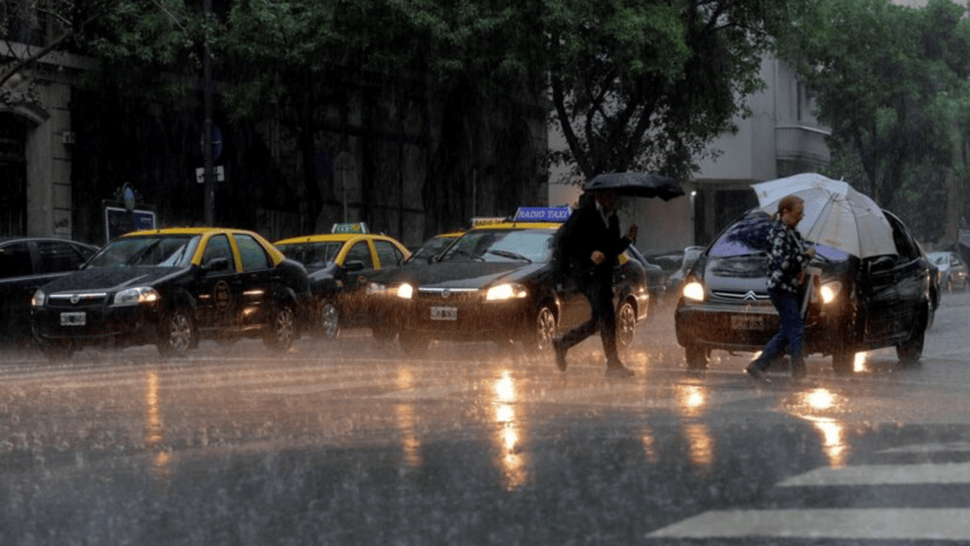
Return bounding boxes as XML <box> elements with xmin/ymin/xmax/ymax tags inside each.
<box><xmin>87</xmin><ymin>235</ymin><xmax>199</xmax><ymax>268</ymax></box>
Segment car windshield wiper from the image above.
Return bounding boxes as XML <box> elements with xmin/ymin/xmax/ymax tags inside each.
<box><xmin>486</xmin><ymin>249</ymin><xmax>532</xmax><ymax>263</ymax></box>
<box><xmin>125</xmin><ymin>240</ymin><xmax>163</xmax><ymax>266</ymax></box>
<box><xmin>445</xmin><ymin>248</ymin><xmax>485</xmax><ymax>262</ymax></box>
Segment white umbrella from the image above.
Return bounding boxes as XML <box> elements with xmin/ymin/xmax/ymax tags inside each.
<box><xmin>752</xmin><ymin>173</ymin><xmax>896</xmax><ymax>258</ymax></box>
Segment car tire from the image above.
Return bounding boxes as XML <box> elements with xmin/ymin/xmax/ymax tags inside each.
<box><xmin>157</xmin><ymin>308</ymin><xmax>195</xmax><ymax>358</ymax></box>
<box><xmin>685</xmin><ymin>343</ymin><xmax>708</xmax><ymax>370</ymax></box>
<box><xmin>264</xmin><ymin>304</ymin><xmax>297</xmax><ymax>352</ymax></box>
<box><xmin>832</xmin><ymin>346</ymin><xmax>855</xmax><ymax>376</ymax></box>
<box><xmin>616</xmin><ymin>300</ymin><xmax>637</xmax><ymax>349</ymax></box>
<box><xmin>524</xmin><ymin>304</ymin><xmax>557</xmax><ymax>351</ymax></box>
<box><xmin>318</xmin><ymin>299</ymin><xmax>340</xmax><ymax>341</ymax></box>
<box><xmin>897</xmin><ymin>306</ymin><xmax>927</xmax><ymax>366</ymax></box>
<box><xmin>39</xmin><ymin>339</ymin><xmax>74</xmax><ymax>361</ymax></box>
<box><xmin>399</xmin><ymin>331</ymin><xmax>429</xmax><ymax>355</ymax></box>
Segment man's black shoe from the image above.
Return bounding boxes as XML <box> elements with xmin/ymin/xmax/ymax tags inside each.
<box><xmin>745</xmin><ymin>362</ymin><xmax>767</xmax><ymax>381</ymax></box>
<box><xmin>553</xmin><ymin>337</ymin><xmax>567</xmax><ymax>372</ymax></box>
<box><xmin>605</xmin><ymin>364</ymin><xmax>634</xmax><ymax>378</ymax></box>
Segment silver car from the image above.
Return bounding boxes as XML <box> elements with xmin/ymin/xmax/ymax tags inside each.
<box><xmin>928</xmin><ymin>251</ymin><xmax>969</xmax><ymax>292</ymax></box>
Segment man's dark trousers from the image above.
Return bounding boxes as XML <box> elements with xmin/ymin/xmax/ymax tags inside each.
<box><xmin>558</xmin><ymin>274</ymin><xmax>619</xmax><ymax>363</ymax></box>
<box><xmin>750</xmin><ymin>288</ymin><xmax>805</xmax><ymax>373</ymax></box>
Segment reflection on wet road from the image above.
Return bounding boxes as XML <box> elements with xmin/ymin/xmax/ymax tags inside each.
<box><xmin>0</xmin><ymin>294</ymin><xmax>969</xmax><ymax>544</ymax></box>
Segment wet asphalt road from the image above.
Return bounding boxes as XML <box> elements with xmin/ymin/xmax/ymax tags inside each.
<box><xmin>1</xmin><ymin>293</ymin><xmax>970</xmax><ymax>545</ymax></box>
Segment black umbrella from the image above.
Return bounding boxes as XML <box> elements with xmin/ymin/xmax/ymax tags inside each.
<box><xmin>583</xmin><ymin>172</ymin><xmax>685</xmax><ymax>201</ymax></box>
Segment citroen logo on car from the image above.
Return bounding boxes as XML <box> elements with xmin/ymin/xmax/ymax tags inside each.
<box><xmin>70</xmin><ymin>295</ymin><xmax>80</xmax><ymax>304</ymax></box>
<box><xmin>441</xmin><ymin>290</ymin><xmax>451</xmax><ymax>299</ymax></box>
<box><xmin>742</xmin><ymin>291</ymin><xmax>757</xmax><ymax>302</ymax></box>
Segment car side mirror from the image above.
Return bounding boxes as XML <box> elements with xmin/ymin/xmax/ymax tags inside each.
<box><xmin>343</xmin><ymin>260</ymin><xmax>365</xmax><ymax>273</ymax></box>
<box><xmin>868</xmin><ymin>255</ymin><xmax>895</xmax><ymax>274</ymax></box>
<box><xmin>204</xmin><ymin>257</ymin><xmax>230</xmax><ymax>272</ymax></box>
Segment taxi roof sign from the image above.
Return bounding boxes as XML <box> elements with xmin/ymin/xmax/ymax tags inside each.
<box><xmin>470</xmin><ymin>216</ymin><xmax>507</xmax><ymax>228</ymax></box>
<box><xmin>513</xmin><ymin>207</ymin><xmax>571</xmax><ymax>223</ymax></box>
<box><xmin>331</xmin><ymin>222</ymin><xmax>369</xmax><ymax>234</ymax></box>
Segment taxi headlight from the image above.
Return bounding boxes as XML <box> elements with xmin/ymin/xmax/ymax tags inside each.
<box><xmin>113</xmin><ymin>286</ymin><xmax>161</xmax><ymax>306</ymax></box>
<box><xmin>395</xmin><ymin>283</ymin><xmax>414</xmax><ymax>299</ymax></box>
<box><xmin>682</xmin><ymin>281</ymin><xmax>705</xmax><ymax>302</ymax></box>
<box><xmin>819</xmin><ymin>281</ymin><xmax>842</xmax><ymax>305</ymax></box>
<box><xmin>485</xmin><ymin>283</ymin><xmax>528</xmax><ymax>301</ymax></box>
<box><xmin>31</xmin><ymin>289</ymin><xmax>45</xmax><ymax>307</ymax></box>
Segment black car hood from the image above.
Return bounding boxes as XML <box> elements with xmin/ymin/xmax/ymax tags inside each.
<box><xmin>39</xmin><ymin>266</ymin><xmax>188</xmax><ymax>293</ymax></box>
<box><xmin>386</xmin><ymin>261</ymin><xmax>546</xmax><ymax>289</ymax></box>
<box><xmin>701</xmin><ymin>254</ymin><xmax>852</xmax><ymax>293</ymax></box>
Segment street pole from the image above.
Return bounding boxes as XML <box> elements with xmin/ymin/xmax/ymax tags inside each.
<box><xmin>202</xmin><ymin>0</ymin><xmax>215</xmax><ymax>226</ymax></box>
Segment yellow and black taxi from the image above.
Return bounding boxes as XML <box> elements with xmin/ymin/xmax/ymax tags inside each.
<box><xmin>30</xmin><ymin>227</ymin><xmax>311</xmax><ymax>359</ymax></box>
<box><xmin>367</xmin><ymin>207</ymin><xmax>651</xmax><ymax>354</ymax></box>
<box><xmin>274</xmin><ymin>223</ymin><xmax>410</xmax><ymax>341</ymax></box>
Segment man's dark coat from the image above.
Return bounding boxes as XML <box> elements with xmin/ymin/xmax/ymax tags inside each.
<box><xmin>556</xmin><ymin>195</ymin><xmax>631</xmax><ymax>282</ymax></box>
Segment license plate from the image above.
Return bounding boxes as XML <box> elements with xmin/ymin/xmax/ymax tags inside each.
<box><xmin>60</xmin><ymin>312</ymin><xmax>86</xmax><ymax>326</ymax></box>
<box><xmin>730</xmin><ymin>314</ymin><xmax>764</xmax><ymax>330</ymax></box>
<box><xmin>430</xmin><ymin>306</ymin><xmax>458</xmax><ymax>321</ymax></box>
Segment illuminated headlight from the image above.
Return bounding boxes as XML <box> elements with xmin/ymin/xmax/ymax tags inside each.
<box><xmin>818</xmin><ymin>281</ymin><xmax>842</xmax><ymax>305</ymax></box>
<box><xmin>682</xmin><ymin>281</ymin><xmax>705</xmax><ymax>302</ymax></box>
<box><xmin>395</xmin><ymin>283</ymin><xmax>414</xmax><ymax>299</ymax></box>
<box><xmin>113</xmin><ymin>286</ymin><xmax>161</xmax><ymax>306</ymax></box>
<box><xmin>31</xmin><ymin>289</ymin><xmax>45</xmax><ymax>307</ymax></box>
<box><xmin>485</xmin><ymin>283</ymin><xmax>528</xmax><ymax>301</ymax></box>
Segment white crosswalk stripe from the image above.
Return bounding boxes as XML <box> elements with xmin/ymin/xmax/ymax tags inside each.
<box><xmin>647</xmin><ymin>442</ymin><xmax>970</xmax><ymax>542</ymax></box>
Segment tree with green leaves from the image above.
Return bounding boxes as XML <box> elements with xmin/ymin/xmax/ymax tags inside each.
<box><xmin>541</xmin><ymin>0</ymin><xmax>813</xmax><ymax>182</ymax></box>
<box><xmin>777</xmin><ymin>0</ymin><xmax>970</xmax><ymax>240</ymax></box>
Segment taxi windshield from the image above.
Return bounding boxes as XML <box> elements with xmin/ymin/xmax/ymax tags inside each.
<box><xmin>409</xmin><ymin>236</ymin><xmax>457</xmax><ymax>263</ymax></box>
<box><xmin>440</xmin><ymin>229</ymin><xmax>554</xmax><ymax>263</ymax></box>
<box><xmin>276</xmin><ymin>241</ymin><xmax>343</xmax><ymax>269</ymax></box>
<box><xmin>87</xmin><ymin>235</ymin><xmax>199</xmax><ymax>268</ymax></box>
<box><xmin>929</xmin><ymin>252</ymin><xmax>947</xmax><ymax>266</ymax></box>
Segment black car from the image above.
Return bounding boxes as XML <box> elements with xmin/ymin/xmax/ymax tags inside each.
<box><xmin>624</xmin><ymin>244</ymin><xmax>667</xmax><ymax>313</ymax></box>
<box><xmin>674</xmin><ymin>209</ymin><xmax>937</xmax><ymax>374</ymax></box>
<box><xmin>30</xmin><ymin>227</ymin><xmax>311</xmax><ymax>359</ymax></box>
<box><xmin>274</xmin><ymin>230</ymin><xmax>411</xmax><ymax>341</ymax></box>
<box><xmin>0</xmin><ymin>237</ymin><xmax>98</xmax><ymax>347</ymax></box>
<box><xmin>367</xmin><ymin>212</ymin><xmax>650</xmax><ymax>354</ymax></box>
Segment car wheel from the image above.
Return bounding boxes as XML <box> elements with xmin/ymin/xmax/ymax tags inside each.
<box><xmin>524</xmin><ymin>304</ymin><xmax>557</xmax><ymax>351</ymax></box>
<box><xmin>264</xmin><ymin>305</ymin><xmax>297</xmax><ymax>351</ymax></box>
<box><xmin>157</xmin><ymin>308</ymin><xmax>195</xmax><ymax>358</ymax></box>
<box><xmin>39</xmin><ymin>339</ymin><xmax>74</xmax><ymax>361</ymax></box>
<box><xmin>399</xmin><ymin>331</ymin><xmax>429</xmax><ymax>355</ymax></box>
<box><xmin>318</xmin><ymin>299</ymin><xmax>340</xmax><ymax>341</ymax></box>
<box><xmin>897</xmin><ymin>306</ymin><xmax>927</xmax><ymax>366</ymax></box>
<box><xmin>832</xmin><ymin>346</ymin><xmax>855</xmax><ymax>376</ymax></box>
<box><xmin>616</xmin><ymin>300</ymin><xmax>637</xmax><ymax>349</ymax></box>
<box><xmin>685</xmin><ymin>343</ymin><xmax>708</xmax><ymax>370</ymax></box>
